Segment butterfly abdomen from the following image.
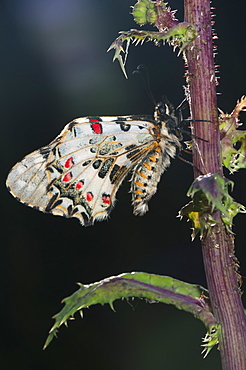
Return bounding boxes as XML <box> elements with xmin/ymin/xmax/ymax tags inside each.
<box><xmin>131</xmin><ymin>127</ymin><xmax>181</xmax><ymax>215</ymax></box>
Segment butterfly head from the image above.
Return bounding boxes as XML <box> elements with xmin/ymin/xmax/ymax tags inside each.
<box><xmin>154</xmin><ymin>97</ymin><xmax>182</xmax><ymax>137</ymax></box>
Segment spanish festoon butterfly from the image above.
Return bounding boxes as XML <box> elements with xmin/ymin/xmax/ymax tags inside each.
<box><xmin>6</xmin><ymin>98</ymin><xmax>183</xmax><ymax>226</ymax></box>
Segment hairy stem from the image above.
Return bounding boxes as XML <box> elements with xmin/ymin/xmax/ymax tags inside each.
<box><xmin>184</xmin><ymin>0</ymin><xmax>246</xmax><ymax>368</ymax></box>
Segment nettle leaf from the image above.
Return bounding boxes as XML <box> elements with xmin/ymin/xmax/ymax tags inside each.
<box><xmin>132</xmin><ymin>0</ymin><xmax>158</xmax><ymax>26</ymax></box>
<box><xmin>221</xmin><ymin>131</ymin><xmax>246</xmax><ymax>173</ymax></box>
<box><xmin>187</xmin><ymin>173</ymin><xmax>234</xmax><ymax>216</ymax></box>
<box><xmin>44</xmin><ymin>272</ymin><xmax>217</xmax><ymax>350</ymax></box>
<box><xmin>201</xmin><ymin>324</ymin><xmax>220</xmax><ymax>358</ymax></box>
<box><xmin>179</xmin><ymin>199</ymin><xmax>218</xmax><ymax>241</ymax></box>
<box><xmin>220</xmin><ymin>96</ymin><xmax>246</xmax><ymax>173</ymax></box>
<box><xmin>108</xmin><ymin>23</ymin><xmax>197</xmax><ymax>78</ymax></box>
<box><xmin>179</xmin><ymin>173</ymin><xmax>246</xmax><ymax>239</ymax></box>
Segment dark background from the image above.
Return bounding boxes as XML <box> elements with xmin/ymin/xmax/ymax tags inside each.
<box><xmin>1</xmin><ymin>1</ymin><xmax>246</xmax><ymax>369</ymax></box>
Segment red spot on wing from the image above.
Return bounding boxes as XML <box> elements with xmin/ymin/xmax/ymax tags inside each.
<box><xmin>91</xmin><ymin>122</ymin><xmax>103</xmax><ymax>134</ymax></box>
<box><xmin>75</xmin><ymin>181</ymin><xmax>84</xmax><ymax>189</ymax></box>
<box><xmin>64</xmin><ymin>157</ymin><xmax>74</xmax><ymax>168</ymax></box>
<box><xmin>62</xmin><ymin>172</ymin><xmax>73</xmax><ymax>182</ymax></box>
<box><xmin>86</xmin><ymin>192</ymin><xmax>94</xmax><ymax>201</ymax></box>
<box><xmin>102</xmin><ymin>194</ymin><xmax>111</xmax><ymax>205</ymax></box>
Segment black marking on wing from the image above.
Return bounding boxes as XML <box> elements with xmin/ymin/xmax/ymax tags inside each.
<box><xmin>89</xmin><ymin>137</ymin><xmax>101</xmax><ymax>145</ymax></box>
<box><xmin>45</xmin><ymin>193</ymin><xmax>59</xmax><ymax>212</ymax></box>
<box><xmin>125</xmin><ymin>144</ymin><xmax>137</xmax><ymax>151</ymax></box>
<box><xmin>52</xmin><ymin>163</ymin><xmax>64</xmax><ymax>174</ymax></box>
<box><xmin>109</xmin><ymin>164</ymin><xmax>120</xmax><ymax>184</ymax></box>
<box><xmin>99</xmin><ymin>147</ymin><xmax>112</xmax><ymax>155</ymax></box>
<box><xmin>93</xmin><ymin>159</ymin><xmax>102</xmax><ymax>169</ymax></box>
<box><xmin>115</xmin><ymin>120</ymin><xmax>131</xmax><ymax>132</ymax></box>
<box><xmin>52</xmin><ymin>146</ymin><xmax>62</xmax><ymax>158</ymax></box>
<box><xmin>67</xmin><ymin>120</ymin><xmax>78</xmax><ymax>131</ymax></box>
<box><xmin>39</xmin><ymin>147</ymin><xmax>51</xmax><ymax>159</ymax></box>
<box><xmin>67</xmin><ymin>204</ymin><xmax>73</xmax><ymax>215</ymax></box>
<box><xmin>46</xmin><ymin>178</ymin><xmax>58</xmax><ymax>192</ymax></box>
<box><xmin>72</xmin><ymin>206</ymin><xmax>78</xmax><ymax>214</ymax></box>
<box><xmin>120</xmin><ymin>123</ymin><xmax>131</xmax><ymax>132</ymax></box>
<box><xmin>127</xmin><ymin>114</ymin><xmax>154</xmax><ymax>122</ymax></box>
<box><xmin>82</xmin><ymin>160</ymin><xmax>92</xmax><ymax>166</ymax></box>
<box><xmin>71</xmin><ymin>126</ymin><xmax>78</xmax><ymax>137</ymax></box>
<box><xmin>98</xmin><ymin>158</ymin><xmax>114</xmax><ymax>179</ymax></box>
<box><xmin>109</xmin><ymin>164</ymin><xmax>128</xmax><ymax>185</ymax></box>
<box><xmin>81</xmin><ymin>212</ymin><xmax>91</xmax><ymax>226</ymax></box>
<box><xmin>126</xmin><ymin>149</ymin><xmax>141</xmax><ymax>159</ymax></box>
<box><xmin>88</xmin><ymin>116</ymin><xmax>102</xmax><ymax>121</ymax></box>
<box><xmin>46</xmin><ymin>166</ymin><xmax>54</xmax><ymax>173</ymax></box>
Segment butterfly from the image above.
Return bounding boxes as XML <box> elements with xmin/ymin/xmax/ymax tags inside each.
<box><xmin>6</xmin><ymin>98</ymin><xmax>183</xmax><ymax>226</ymax></box>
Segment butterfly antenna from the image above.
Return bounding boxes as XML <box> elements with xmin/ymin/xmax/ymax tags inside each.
<box><xmin>176</xmin><ymin>97</ymin><xmax>188</xmax><ymax>112</ymax></box>
<box><xmin>175</xmin><ymin>97</ymin><xmax>189</xmax><ymax>125</ymax></box>
<box><xmin>176</xmin><ymin>98</ymin><xmax>211</xmax><ymax>142</ymax></box>
<box><xmin>132</xmin><ymin>64</ymin><xmax>157</xmax><ymax>106</ymax></box>
<box><xmin>177</xmin><ymin>154</ymin><xmax>204</xmax><ymax>175</ymax></box>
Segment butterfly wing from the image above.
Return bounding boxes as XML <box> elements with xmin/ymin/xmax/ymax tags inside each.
<box><xmin>6</xmin><ymin>116</ymin><xmax>158</xmax><ymax>226</ymax></box>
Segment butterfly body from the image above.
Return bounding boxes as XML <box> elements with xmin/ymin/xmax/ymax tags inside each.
<box><xmin>6</xmin><ymin>100</ymin><xmax>182</xmax><ymax>226</ymax></box>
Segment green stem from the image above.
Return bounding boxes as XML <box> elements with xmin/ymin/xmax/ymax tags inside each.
<box><xmin>184</xmin><ymin>0</ymin><xmax>246</xmax><ymax>368</ymax></box>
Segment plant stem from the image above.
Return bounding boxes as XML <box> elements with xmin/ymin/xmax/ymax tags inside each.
<box><xmin>184</xmin><ymin>0</ymin><xmax>246</xmax><ymax>368</ymax></box>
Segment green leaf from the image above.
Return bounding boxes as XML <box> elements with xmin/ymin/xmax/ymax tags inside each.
<box><xmin>201</xmin><ymin>324</ymin><xmax>220</xmax><ymax>358</ymax></box>
<box><xmin>221</xmin><ymin>130</ymin><xmax>246</xmax><ymax>173</ymax></box>
<box><xmin>179</xmin><ymin>199</ymin><xmax>218</xmax><ymax>240</ymax></box>
<box><xmin>44</xmin><ymin>272</ymin><xmax>217</xmax><ymax>349</ymax></box>
<box><xmin>132</xmin><ymin>0</ymin><xmax>158</xmax><ymax>26</ymax></box>
<box><xmin>179</xmin><ymin>173</ymin><xmax>245</xmax><ymax>238</ymax></box>
<box><xmin>220</xmin><ymin>96</ymin><xmax>246</xmax><ymax>173</ymax></box>
<box><xmin>107</xmin><ymin>23</ymin><xmax>197</xmax><ymax>78</ymax></box>
<box><xmin>187</xmin><ymin>173</ymin><xmax>234</xmax><ymax>216</ymax></box>
<box><xmin>132</xmin><ymin>0</ymin><xmax>178</xmax><ymax>31</ymax></box>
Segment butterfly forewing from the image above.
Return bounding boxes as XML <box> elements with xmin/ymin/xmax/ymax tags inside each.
<box><xmin>6</xmin><ymin>116</ymin><xmax>161</xmax><ymax>226</ymax></box>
